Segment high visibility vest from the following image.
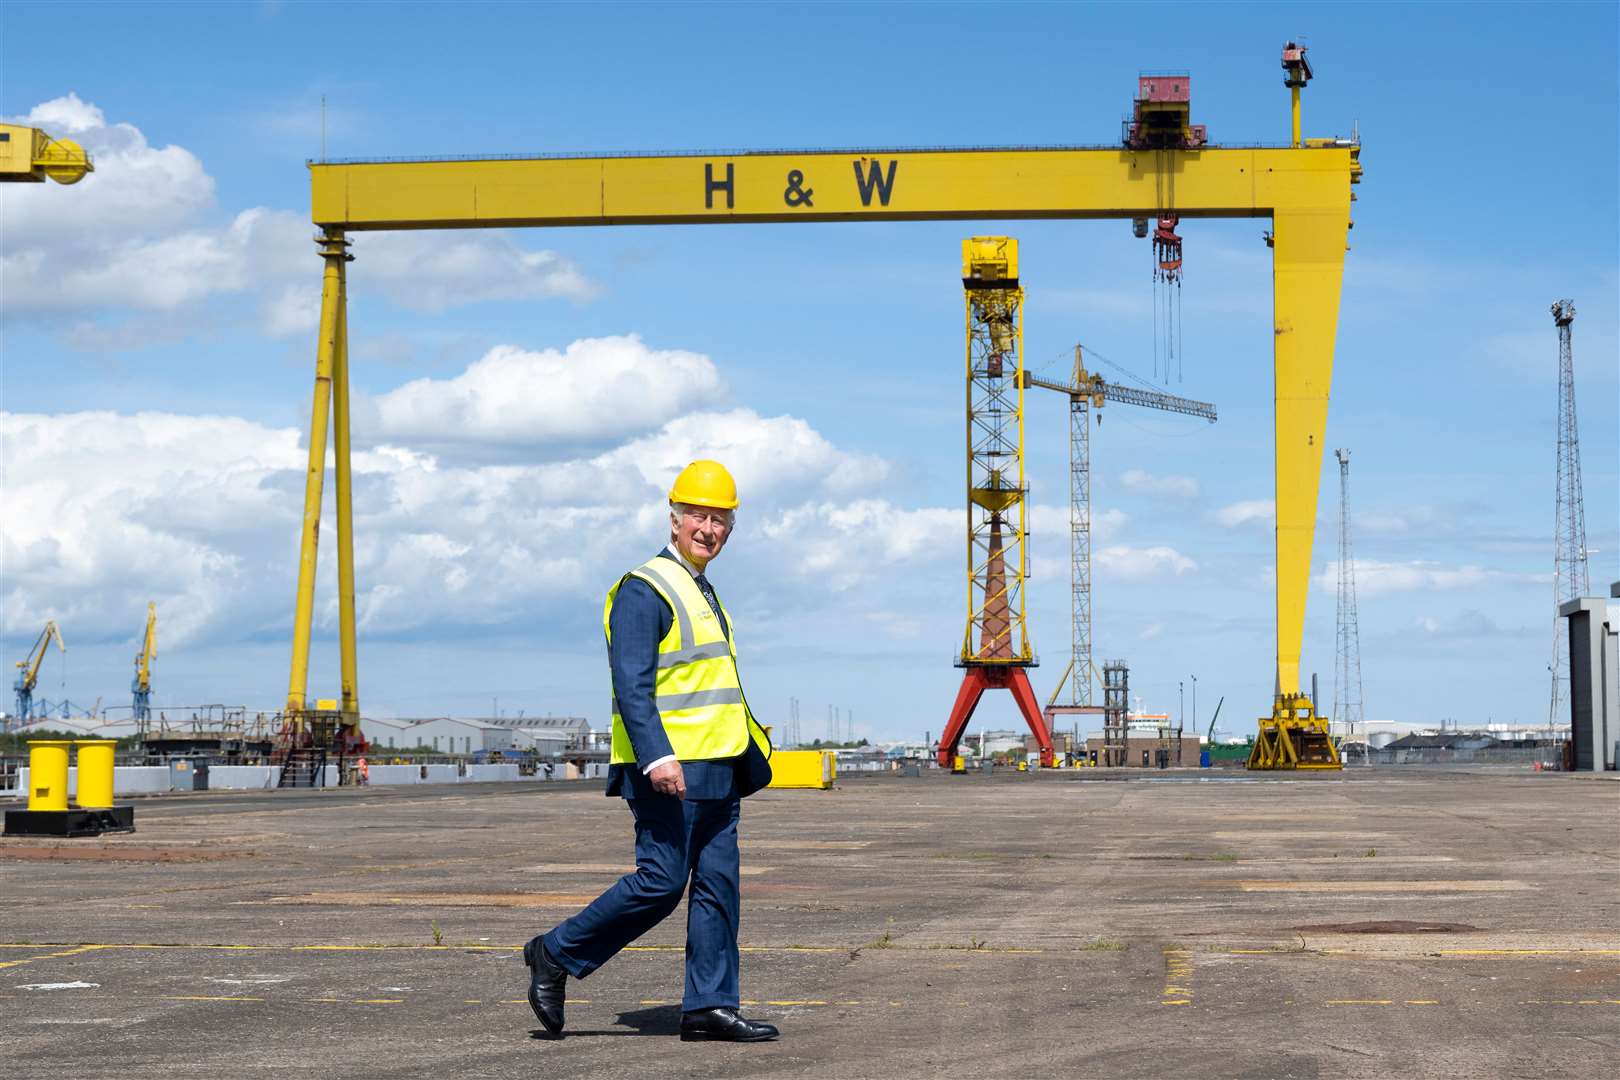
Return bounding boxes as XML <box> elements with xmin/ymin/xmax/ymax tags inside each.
<box><xmin>606</xmin><ymin>556</ymin><xmax>772</xmax><ymax>765</ymax></box>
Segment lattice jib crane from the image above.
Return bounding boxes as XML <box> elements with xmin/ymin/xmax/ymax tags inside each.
<box><xmin>1020</xmin><ymin>347</ymin><xmax>1216</xmax><ymax>711</ymax></box>
<box><xmin>132</xmin><ymin>603</ymin><xmax>157</xmax><ymax>726</ymax></box>
<box><xmin>13</xmin><ymin>621</ymin><xmax>66</xmax><ymax>726</ymax></box>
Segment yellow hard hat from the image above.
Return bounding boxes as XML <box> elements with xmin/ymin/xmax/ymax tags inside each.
<box><xmin>668</xmin><ymin>459</ymin><xmax>738</xmax><ymax>510</ymax></box>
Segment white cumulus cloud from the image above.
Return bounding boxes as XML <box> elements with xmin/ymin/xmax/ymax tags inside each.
<box><xmin>1</xmin><ymin>335</ymin><xmax>909</xmax><ymax>647</ymax></box>
<box><xmin>0</xmin><ymin>95</ymin><xmax>597</xmax><ymax>340</ymax></box>
<box><xmin>1214</xmin><ymin>499</ymin><xmax>1275</xmax><ymax>527</ymax></box>
<box><xmin>1314</xmin><ymin>560</ymin><xmax>1521</xmax><ymax>597</ymax></box>
<box><xmin>1095</xmin><ymin>545</ymin><xmax>1197</xmax><ymax>579</ymax></box>
<box><xmin>368</xmin><ymin>336</ymin><xmax>724</xmax><ymax>451</ymax></box>
<box><xmin>1121</xmin><ymin>469</ymin><xmax>1200</xmax><ymax>498</ymax></box>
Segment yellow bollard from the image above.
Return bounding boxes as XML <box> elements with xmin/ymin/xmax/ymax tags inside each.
<box><xmin>74</xmin><ymin>740</ymin><xmax>117</xmax><ymax>809</ymax></box>
<box><xmin>26</xmin><ymin>740</ymin><xmax>72</xmax><ymax>812</ymax></box>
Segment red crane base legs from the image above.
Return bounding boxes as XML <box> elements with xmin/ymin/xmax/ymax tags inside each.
<box><xmin>937</xmin><ymin>665</ymin><xmax>1055</xmax><ymax>768</ymax></box>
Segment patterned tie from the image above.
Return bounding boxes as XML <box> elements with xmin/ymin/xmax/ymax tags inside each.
<box><xmin>694</xmin><ymin>574</ymin><xmax>728</xmax><ymax>639</ymax></box>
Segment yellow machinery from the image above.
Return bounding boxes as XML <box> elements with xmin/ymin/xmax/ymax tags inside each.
<box><xmin>132</xmin><ymin>603</ymin><xmax>156</xmax><ymax>726</ymax></box>
<box><xmin>291</xmin><ymin>48</ymin><xmax>1359</xmax><ymax>755</ymax></box>
<box><xmin>0</xmin><ymin>123</ymin><xmax>93</xmax><ymax>184</ymax></box>
<box><xmin>12</xmin><ymin>620</ymin><xmax>66</xmax><ymax>728</ymax></box>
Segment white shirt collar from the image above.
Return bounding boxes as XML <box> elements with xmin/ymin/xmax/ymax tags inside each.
<box><xmin>664</xmin><ymin>543</ymin><xmax>705</xmax><ymax>580</ymax></box>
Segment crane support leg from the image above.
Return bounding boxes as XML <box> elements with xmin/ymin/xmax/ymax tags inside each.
<box><xmin>333</xmin><ymin>272</ymin><xmax>360</xmax><ymax>722</ymax></box>
<box><xmin>1258</xmin><ymin>208</ymin><xmax>1349</xmax><ymax>769</ymax></box>
<box><xmin>286</xmin><ymin>230</ymin><xmax>353</xmax><ymax>718</ymax></box>
<box><xmin>937</xmin><ymin>666</ymin><xmax>1055</xmax><ymax>769</ymax></box>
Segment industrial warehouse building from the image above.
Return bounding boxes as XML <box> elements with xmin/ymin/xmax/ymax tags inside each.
<box><xmin>356</xmin><ymin>715</ymin><xmax>592</xmax><ymax>756</ymax></box>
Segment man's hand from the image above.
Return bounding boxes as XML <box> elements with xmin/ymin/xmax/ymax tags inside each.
<box><xmin>647</xmin><ymin>760</ymin><xmax>686</xmax><ymax>799</ymax></box>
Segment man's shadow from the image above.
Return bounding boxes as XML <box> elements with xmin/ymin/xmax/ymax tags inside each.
<box><xmin>529</xmin><ymin>1004</ymin><xmax>682</xmax><ymax>1040</ymax></box>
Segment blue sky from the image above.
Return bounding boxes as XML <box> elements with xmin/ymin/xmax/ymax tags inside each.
<box><xmin>2</xmin><ymin>2</ymin><xmax>1616</xmax><ymax>742</ymax></box>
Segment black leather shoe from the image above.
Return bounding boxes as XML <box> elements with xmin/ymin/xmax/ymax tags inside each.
<box><xmin>679</xmin><ymin>1006</ymin><xmax>780</xmax><ymax>1042</ymax></box>
<box><xmin>523</xmin><ymin>936</ymin><xmax>566</xmax><ymax>1037</ymax></box>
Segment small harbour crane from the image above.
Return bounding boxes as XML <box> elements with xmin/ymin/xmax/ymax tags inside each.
<box><xmin>133</xmin><ymin>603</ymin><xmax>157</xmax><ymax>726</ymax></box>
<box><xmin>12</xmin><ymin>621</ymin><xmax>66</xmax><ymax>728</ymax></box>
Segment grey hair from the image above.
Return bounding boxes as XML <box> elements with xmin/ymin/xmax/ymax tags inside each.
<box><xmin>670</xmin><ymin>502</ymin><xmax>736</xmax><ymax>528</ymax></box>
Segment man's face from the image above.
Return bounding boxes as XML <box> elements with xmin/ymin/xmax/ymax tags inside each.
<box><xmin>671</xmin><ymin>504</ymin><xmax>733</xmax><ymax>569</ymax></box>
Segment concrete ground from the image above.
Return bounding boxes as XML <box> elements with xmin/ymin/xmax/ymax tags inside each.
<box><xmin>2</xmin><ymin>768</ymin><xmax>1616</xmax><ymax>1079</ymax></box>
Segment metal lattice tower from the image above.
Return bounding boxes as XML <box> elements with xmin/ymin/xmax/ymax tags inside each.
<box><xmin>1068</xmin><ymin>389</ymin><xmax>1093</xmax><ymax>705</ymax></box>
<box><xmin>1332</xmin><ymin>449</ymin><xmax>1364</xmax><ymax>741</ymax></box>
<box><xmin>1548</xmin><ymin>300</ymin><xmax>1590</xmax><ymax>727</ymax></box>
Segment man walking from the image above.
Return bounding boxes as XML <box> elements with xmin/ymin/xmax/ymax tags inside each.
<box><xmin>525</xmin><ymin>459</ymin><xmax>777</xmax><ymax>1042</ymax></box>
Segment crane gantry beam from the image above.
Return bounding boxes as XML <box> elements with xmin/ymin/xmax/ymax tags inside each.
<box><xmin>292</xmin><ymin>65</ymin><xmax>1360</xmax><ymax>744</ymax></box>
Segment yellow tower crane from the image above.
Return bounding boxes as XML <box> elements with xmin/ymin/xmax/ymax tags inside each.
<box><xmin>12</xmin><ymin>621</ymin><xmax>66</xmax><ymax>728</ymax></box>
<box><xmin>287</xmin><ymin>47</ymin><xmax>1358</xmax><ymax>753</ymax></box>
<box><xmin>1019</xmin><ymin>347</ymin><xmax>1217</xmax><ymax>747</ymax></box>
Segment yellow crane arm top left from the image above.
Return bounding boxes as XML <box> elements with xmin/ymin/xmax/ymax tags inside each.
<box><xmin>0</xmin><ymin>124</ymin><xmax>94</xmax><ymax>184</ymax></box>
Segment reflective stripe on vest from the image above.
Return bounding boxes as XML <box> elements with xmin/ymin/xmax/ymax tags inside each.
<box><xmin>605</xmin><ymin>556</ymin><xmax>771</xmax><ymax>765</ymax></box>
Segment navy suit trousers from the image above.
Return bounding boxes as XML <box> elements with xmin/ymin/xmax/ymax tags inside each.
<box><xmin>542</xmin><ymin>793</ymin><xmax>741</xmax><ymax>1012</ymax></box>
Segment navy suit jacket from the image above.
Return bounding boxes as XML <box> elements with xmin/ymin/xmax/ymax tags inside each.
<box><xmin>605</xmin><ymin>551</ymin><xmax>740</xmax><ymax>801</ymax></box>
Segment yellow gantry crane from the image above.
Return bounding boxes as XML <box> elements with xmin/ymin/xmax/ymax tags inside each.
<box><xmin>288</xmin><ymin>45</ymin><xmax>1357</xmax><ymax>758</ymax></box>
<box><xmin>132</xmin><ymin>603</ymin><xmax>157</xmax><ymax>726</ymax></box>
<box><xmin>12</xmin><ymin>621</ymin><xmax>66</xmax><ymax>727</ymax></box>
<box><xmin>1020</xmin><ymin>347</ymin><xmax>1217</xmax><ymax>715</ymax></box>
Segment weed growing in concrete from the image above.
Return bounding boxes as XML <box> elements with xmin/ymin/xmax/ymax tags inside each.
<box><xmin>431</xmin><ymin>919</ymin><xmax>443</xmax><ymax>946</ymax></box>
<box><xmin>1079</xmin><ymin>938</ymin><xmax>1128</xmax><ymax>951</ymax></box>
<box><xmin>1362</xmin><ymin>847</ymin><xmax>1377</xmax><ymax>858</ymax></box>
<box><xmin>1182</xmin><ymin>853</ymin><xmax>1238</xmax><ymax>862</ymax></box>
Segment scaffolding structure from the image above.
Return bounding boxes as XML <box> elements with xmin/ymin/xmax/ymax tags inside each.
<box><xmin>1102</xmin><ymin>661</ymin><xmax>1130</xmax><ymax>767</ymax></box>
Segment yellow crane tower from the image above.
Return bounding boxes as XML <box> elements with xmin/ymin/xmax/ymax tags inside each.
<box><xmin>936</xmin><ymin>237</ymin><xmax>1054</xmax><ymax>769</ymax></box>
<box><xmin>287</xmin><ymin>46</ymin><xmax>1358</xmax><ymax>758</ymax></box>
<box><xmin>12</xmin><ymin>621</ymin><xmax>66</xmax><ymax>728</ymax></box>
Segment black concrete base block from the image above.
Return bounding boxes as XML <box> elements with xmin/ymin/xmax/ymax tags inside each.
<box><xmin>3</xmin><ymin>806</ymin><xmax>136</xmax><ymax>837</ymax></box>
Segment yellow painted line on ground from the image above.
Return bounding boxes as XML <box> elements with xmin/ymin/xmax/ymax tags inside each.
<box><xmin>162</xmin><ymin>995</ymin><xmax>263</xmax><ymax>1002</ymax></box>
<box><xmin>1405</xmin><ymin>1000</ymin><xmax>1440</xmax><ymax>1005</ymax></box>
<box><xmin>351</xmin><ymin>998</ymin><xmax>404</xmax><ymax>1004</ymax></box>
<box><xmin>0</xmin><ymin>944</ymin><xmax>108</xmax><ymax>971</ymax></box>
<box><xmin>764</xmin><ymin>1000</ymin><xmax>828</xmax><ymax>1006</ymax></box>
<box><xmin>1325</xmin><ymin>999</ymin><xmax>1394</xmax><ymax>1006</ymax></box>
<box><xmin>1161</xmin><ymin>945</ymin><xmax>1194</xmax><ymax>1008</ymax></box>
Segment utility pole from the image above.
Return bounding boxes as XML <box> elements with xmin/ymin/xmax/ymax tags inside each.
<box><xmin>1548</xmin><ymin>300</ymin><xmax>1590</xmax><ymax>743</ymax></box>
<box><xmin>1333</xmin><ymin>448</ymin><xmax>1365</xmax><ymax>751</ymax></box>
